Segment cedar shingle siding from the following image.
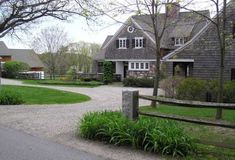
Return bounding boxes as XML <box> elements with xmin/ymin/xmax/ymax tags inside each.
<box><xmin>164</xmin><ymin>2</ymin><xmax>235</xmax><ymax>81</ymax></box>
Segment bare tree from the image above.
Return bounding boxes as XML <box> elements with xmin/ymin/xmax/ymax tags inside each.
<box><xmin>0</xmin><ymin>0</ymin><xmax>99</xmax><ymax>38</ymax></box>
<box><xmin>32</xmin><ymin>26</ymin><xmax>69</xmax><ymax>79</ymax></box>
<box><xmin>180</xmin><ymin>0</ymin><xmax>231</xmax><ymax>119</ymax></box>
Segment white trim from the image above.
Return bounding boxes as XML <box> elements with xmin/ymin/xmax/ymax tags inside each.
<box><xmin>128</xmin><ymin>61</ymin><xmax>150</xmax><ymax>71</ymax></box>
<box><xmin>134</xmin><ymin>37</ymin><xmax>144</xmax><ymax>49</ymax></box>
<box><xmin>118</xmin><ymin>37</ymin><xmax>127</xmax><ymax>49</ymax></box>
<box><xmin>131</xmin><ymin>17</ymin><xmax>156</xmax><ymax>44</ymax></box>
<box><xmin>162</xmin><ymin>59</ymin><xmax>194</xmax><ymax>62</ymax></box>
<box><xmin>106</xmin><ymin>59</ymin><xmax>156</xmax><ymax>62</ymax></box>
<box><xmin>127</xmin><ymin>26</ymin><xmax>135</xmax><ymax>33</ymax></box>
<box><xmin>174</xmin><ymin>37</ymin><xmax>185</xmax><ymax>46</ymax></box>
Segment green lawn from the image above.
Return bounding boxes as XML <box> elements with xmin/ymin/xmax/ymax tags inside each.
<box><xmin>1</xmin><ymin>85</ymin><xmax>91</xmax><ymax>104</ymax></box>
<box><xmin>140</xmin><ymin>105</ymin><xmax>235</xmax><ymax>159</ymax></box>
<box><xmin>22</xmin><ymin>79</ymin><xmax>103</xmax><ymax>88</ymax></box>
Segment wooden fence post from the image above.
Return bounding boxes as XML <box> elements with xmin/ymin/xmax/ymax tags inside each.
<box><xmin>122</xmin><ymin>90</ymin><xmax>139</xmax><ymax>120</ymax></box>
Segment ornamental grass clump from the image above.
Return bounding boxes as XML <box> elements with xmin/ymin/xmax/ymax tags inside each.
<box><xmin>78</xmin><ymin>111</ymin><xmax>195</xmax><ymax>157</ymax></box>
<box><xmin>0</xmin><ymin>88</ymin><xmax>24</xmax><ymax>105</ymax></box>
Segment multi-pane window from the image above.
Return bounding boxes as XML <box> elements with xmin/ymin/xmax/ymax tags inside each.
<box><xmin>140</xmin><ymin>63</ymin><xmax>144</xmax><ymax>69</ymax></box>
<box><xmin>129</xmin><ymin>62</ymin><xmax>150</xmax><ymax>71</ymax></box>
<box><xmin>145</xmin><ymin>63</ymin><xmax>149</xmax><ymax>69</ymax></box>
<box><xmin>135</xmin><ymin>37</ymin><xmax>144</xmax><ymax>48</ymax></box>
<box><xmin>136</xmin><ymin>63</ymin><xmax>139</xmax><ymax>69</ymax></box>
<box><xmin>174</xmin><ymin>37</ymin><xmax>185</xmax><ymax>46</ymax></box>
<box><xmin>119</xmin><ymin>38</ymin><xmax>127</xmax><ymax>49</ymax></box>
<box><xmin>131</xmin><ymin>62</ymin><xmax>135</xmax><ymax>69</ymax></box>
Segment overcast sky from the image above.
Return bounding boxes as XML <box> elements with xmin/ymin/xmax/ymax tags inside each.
<box><xmin>0</xmin><ymin>0</ymin><xmax>220</xmax><ymax>50</ymax></box>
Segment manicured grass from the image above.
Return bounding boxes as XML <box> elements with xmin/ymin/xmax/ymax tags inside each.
<box><xmin>22</xmin><ymin>79</ymin><xmax>103</xmax><ymax>88</ymax></box>
<box><xmin>140</xmin><ymin>105</ymin><xmax>235</xmax><ymax>159</ymax></box>
<box><xmin>1</xmin><ymin>85</ymin><xmax>90</xmax><ymax>104</ymax></box>
<box><xmin>140</xmin><ymin>104</ymin><xmax>235</xmax><ymax>122</ymax></box>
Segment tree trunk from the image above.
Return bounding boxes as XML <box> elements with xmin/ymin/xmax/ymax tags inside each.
<box><xmin>151</xmin><ymin>43</ymin><xmax>161</xmax><ymax>107</ymax></box>
<box><xmin>215</xmin><ymin>0</ymin><xmax>227</xmax><ymax>120</ymax></box>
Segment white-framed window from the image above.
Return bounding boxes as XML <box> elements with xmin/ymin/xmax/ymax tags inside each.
<box><xmin>174</xmin><ymin>37</ymin><xmax>185</xmax><ymax>46</ymax></box>
<box><xmin>135</xmin><ymin>37</ymin><xmax>144</xmax><ymax>48</ymax></box>
<box><xmin>128</xmin><ymin>62</ymin><xmax>150</xmax><ymax>71</ymax></box>
<box><xmin>119</xmin><ymin>38</ymin><xmax>127</xmax><ymax>49</ymax></box>
<box><xmin>130</xmin><ymin>62</ymin><xmax>135</xmax><ymax>69</ymax></box>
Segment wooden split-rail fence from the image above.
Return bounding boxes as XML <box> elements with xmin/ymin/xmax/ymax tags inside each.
<box><xmin>122</xmin><ymin>91</ymin><xmax>235</xmax><ymax>149</ymax></box>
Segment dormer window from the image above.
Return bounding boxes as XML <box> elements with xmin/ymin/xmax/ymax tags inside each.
<box><xmin>175</xmin><ymin>37</ymin><xmax>185</xmax><ymax>46</ymax></box>
<box><xmin>135</xmin><ymin>37</ymin><xmax>144</xmax><ymax>48</ymax></box>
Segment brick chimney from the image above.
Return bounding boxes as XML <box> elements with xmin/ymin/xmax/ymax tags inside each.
<box><xmin>166</xmin><ymin>2</ymin><xmax>180</xmax><ymax>18</ymax></box>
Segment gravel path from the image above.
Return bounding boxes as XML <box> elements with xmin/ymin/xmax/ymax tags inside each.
<box><xmin>0</xmin><ymin>78</ymin><xmax>164</xmax><ymax>160</ymax></box>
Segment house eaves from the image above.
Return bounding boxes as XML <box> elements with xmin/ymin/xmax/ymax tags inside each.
<box><xmin>103</xmin><ymin>17</ymin><xmax>156</xmax><ymax>49</ymax></box>
<box><xmin>162</xmin><ymin>20</ymin><xmax>211</xmax><ymax>61</ymax></box>
<box><xmin>103</xmin><ymin>21</ymin><xmax>129</xmax><ymax>49</ymax></box>
<box><xmin>131</xmin><ymin>17</ymin><xmax>156</xmax><ymax>44</ymax></box>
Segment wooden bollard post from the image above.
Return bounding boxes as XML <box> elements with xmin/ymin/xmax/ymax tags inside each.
<box><xmin>122</xmin><ymin>90</ymin><xmax>139</xmax><ymax>120</ymax></box>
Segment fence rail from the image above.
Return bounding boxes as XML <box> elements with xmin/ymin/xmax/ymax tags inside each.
<box><xmin>139</xmin><ymin>111</ymin><xmax>235</xmax><ymax>129</ymax></box>
<box><xmin>122</xmin><ymin>91</ymin><xmax>235</xmax><ymax>129</ymax></box>
<box><xmin>139</xmin><ymin>95</ymin><xmax>235</xmax><ymax>110</ymax></box>
<box><xmin>122</xmin><ymin>91</ymin><xmax>235</xmax><ymax>149</ymax></box>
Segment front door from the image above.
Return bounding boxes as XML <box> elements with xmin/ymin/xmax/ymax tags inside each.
<box><xmin>123</xmin><ymin>62</ymin><xmax>128</xmax><ymax>78</ymax></box>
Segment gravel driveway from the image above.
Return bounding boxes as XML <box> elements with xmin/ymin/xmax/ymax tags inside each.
<box><xmin>0</xmin><ymin>78</ymin><xmax>163</xmax><ymax>160</ymax></box>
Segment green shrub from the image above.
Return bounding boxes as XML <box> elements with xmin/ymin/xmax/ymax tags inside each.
<box><xmin>78</xmin><ymin>111</ymin><xmax>194</xmax><ymax>157</ymax></box>
<box><xmin>0</xmin><ymin>88</ymin><xmax>24</xmax><ymax>105</ymax></box>
<box><xmin>123</xmin><ymin>77</ymin><xmax>154</xmax><ymax>88</ymax></box>
<box><xmin>3</xmin><ymin>61</ymin><xmax>29</xmax><ymax>78</ymax></box>
<box><xmin>103</xmin><ymin>61</ymin><xmax>113</xmax><ymax>84</ymax></box>
<box><xmin>176</xmin><ymin>78</ymin><xmax>207</xmax><ymax>101</ymax></box>
<box><xmin>223</xmin><ymin>80</ymin><xmax>235</xmax><ymax>103</ymax></box>
<box><xmin>34</xmin><ymin>80</ymin><xmax>103</xmax><ymax>87</ymax></box>
<box><xmin>176</xmin><ymin>78</ymin><xmax>235</xmax><ymax>103</ymax></box>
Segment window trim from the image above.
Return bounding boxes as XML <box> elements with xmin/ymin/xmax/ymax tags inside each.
<box><xmin>135</xmin><ymin>37</ymin><xmax>144</xmax><ymax>49</ymax></box>
<box><xmin>129</xmin><ymin>62</ymin><xmax>150</xmax><ymax>71</ymax></box>
<box><xmin>174</xmin><ymin>37</ymin><xmax>185</xmax><ymax>46</ymax></box>
<box><xmin>118</xmin><ymin>38</ymin><xmax>127</xmax><ymax>49</ymax></box>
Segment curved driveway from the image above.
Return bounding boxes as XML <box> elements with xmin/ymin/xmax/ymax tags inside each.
<box><xmin>0</xmin><ymin>78</ymin><xmax>163</xmax><ymax>160</ymax></box>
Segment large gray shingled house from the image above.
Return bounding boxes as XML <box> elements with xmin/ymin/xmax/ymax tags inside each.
<box><xmin>162</xmin><ymin>1</ymin><xmax>235</xmax><ymax>81</ymax></box>
<box><xmin>93</xmin><ymin>3</ymin><xmax>209</xmax><ymax>80</ymax></box>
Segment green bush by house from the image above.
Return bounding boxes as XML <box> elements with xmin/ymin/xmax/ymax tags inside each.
<box><xmin>0</xmin><ymin>88</ymin><xmax>24</xmax><ymax>105</ymax></box>
<box><xmin>78</xmin><ymin>111</ymin><xmax>194</xmax><ymax>157</ymax></box>
<box><xmin>3</xmin><ymin>61</ymin><xmax>29</xmax><ymax>78</ymax></box>
<box><xmin>103</xmin><ymin>61</ymin><xmax>113</xmax><ymax>84</ymax></box>
<box><xmin>176</xmin><ymin>78</ymin><xmax>207</xmax><ymax>101</ymax></box>
<box><xmin>123</xmin><ymin>77</ymin><xmax>154</xmax><ymax>88</ymax></box>
<box><xmin>175</xmin><ymin>78</ymin><xmax>235</xmax><ymax>103</ymax></box>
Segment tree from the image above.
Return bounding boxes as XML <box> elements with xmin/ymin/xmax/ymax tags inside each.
<box><xmin>0</xmin><ymin>0</ymin><xmax>100</xmax><ymax>38</ymax></box>
<box><xmin>180</xmin><ymin>0</ymin><xmax>232</xmax><ymax>119</ymax></box>
<box><xmin>32</xmin><ymin>26</ymin><xmax>69</xmax><ymax>79</ymax></box>
<box><xmin>66</xmin><ymin>42</ymin><xmax>100</xmax><ymax>73</ymax></box>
